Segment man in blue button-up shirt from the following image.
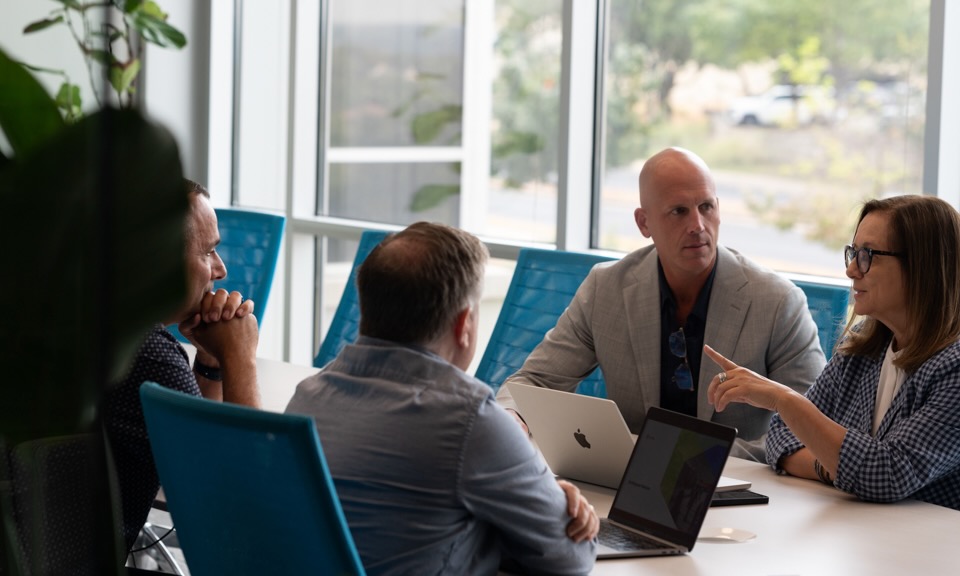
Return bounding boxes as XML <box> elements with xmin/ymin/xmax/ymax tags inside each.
<box><xmin>286</xmin><ymin>222</ymin><xmax>598</xmax><ymax>575</ymax></box>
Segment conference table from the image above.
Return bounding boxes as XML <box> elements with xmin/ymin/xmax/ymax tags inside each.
<box><xmin>241</xmin><ymin>351</ymin><xmax>959</xmax><ymax>575</ymax></box>
<box><xmin>182</xmin><ymin>345</ymin><xmax>320</xmax><ymax>413</ymax></box>
<box><xmin>579</xmin><ymin>457</ymin><xmax>960</xmax><ymax>575</ymax></box>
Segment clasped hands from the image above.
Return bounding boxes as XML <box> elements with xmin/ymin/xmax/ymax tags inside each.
<box><xmin>179</xmin><ymin>289</ymin><xmax>258</xmax><ymax>362</ymax></box>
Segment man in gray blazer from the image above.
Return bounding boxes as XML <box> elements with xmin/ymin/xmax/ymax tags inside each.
<box><xmin>497</xmin><ymin>147</ymin><xmax>825</xmax><ymax>460</ymax></box>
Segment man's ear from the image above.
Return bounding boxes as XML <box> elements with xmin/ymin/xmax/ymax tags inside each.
<box><xmin>453</xmin><ymin>306</ymin><xmax>473</xmax><ymax>350</ymax></box>
<box><xmin>635</xmin><ymin>207</ymin><xmax>652</xmax><ymax>238</ymax></box>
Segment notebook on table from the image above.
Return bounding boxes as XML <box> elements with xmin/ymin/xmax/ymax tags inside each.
<box><xmin>506</xmin><ymin>383</ymin><xmax>750</xmax><ymax>491</ymax></box>
<box><xmin>597</xmin><ymin>406</ymin><xmax>737</xmax><ymax>558</ymax></box>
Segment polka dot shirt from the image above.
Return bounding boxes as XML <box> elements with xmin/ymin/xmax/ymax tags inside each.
<box><xmin>102</xmin><ymin>324</ymin><xmax>201</xmax><ymax>551</ymax></box>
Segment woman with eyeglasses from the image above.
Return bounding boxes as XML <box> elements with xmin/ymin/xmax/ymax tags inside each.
<box><xmin>704</xmin><ymin>195</ymin><xmax>960</xmax><ymax>510</ymax></box>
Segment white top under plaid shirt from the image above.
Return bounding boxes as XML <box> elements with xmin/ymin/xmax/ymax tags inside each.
<box><xmin>766</xmin><ymin>339</ymin><xmax>960</xmax><ymax>510</ymax></box>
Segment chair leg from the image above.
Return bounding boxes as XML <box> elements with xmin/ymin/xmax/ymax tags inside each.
<box><xmin>126</xmin><ymin>522</ymin><xmax>184</xmax><ymax>575</ymax></box>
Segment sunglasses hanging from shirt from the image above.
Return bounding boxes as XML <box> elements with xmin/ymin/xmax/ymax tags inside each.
<box><xmin>669</xmin><ymin>328</ymin><xmax>694</xmax><ymax>391</ymax></box>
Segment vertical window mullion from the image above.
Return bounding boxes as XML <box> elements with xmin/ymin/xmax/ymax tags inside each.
<box><xmin>556</xmin><ymin>0</ymin><xmax>600</xmax><ymax>251</ymax></box>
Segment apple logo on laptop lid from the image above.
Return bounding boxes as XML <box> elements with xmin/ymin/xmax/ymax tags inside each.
<box><xmin>574</xmin><ymin>429</ymin><xmax>591</xmax><ymax>448</ymax></box>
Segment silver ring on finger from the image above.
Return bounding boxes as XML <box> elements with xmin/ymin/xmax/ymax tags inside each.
<box><xmin>718</xmin><ymin>372</ymin><xmax>728</xmax><ymax>384</ymax></box>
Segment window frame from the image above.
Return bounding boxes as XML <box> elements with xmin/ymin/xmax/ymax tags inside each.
<box><xmin>211</xmin><ymin>0</ymin><xmax>954</xmax><ymax>364</ymax></box>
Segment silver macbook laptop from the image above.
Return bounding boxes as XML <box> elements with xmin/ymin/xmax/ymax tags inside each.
<box><xmin>597</xmin><ymin>406</ymin><xmax>737</xmax><ymax>558</ymax></box>
<box><xmin>508</xmin><ymin>382</ymin><xmax>635</xmax><ymax>488</ymax></box>
<box><xmin>506</xmin><ymin>383</ymin><xmax>750</xmax><ymax>491</ymax></box>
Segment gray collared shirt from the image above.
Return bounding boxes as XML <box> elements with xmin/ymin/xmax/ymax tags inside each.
<box><xmin>285</xmin><ymin>336</ymin><xmax>596</xmax><ymax>575</ymax></box>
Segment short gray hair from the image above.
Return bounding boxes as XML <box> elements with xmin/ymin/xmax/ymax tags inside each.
<box><xmin>357</xmin><ymin>222</ymin><xmax>488</xmax><ymax>344</ymax></box>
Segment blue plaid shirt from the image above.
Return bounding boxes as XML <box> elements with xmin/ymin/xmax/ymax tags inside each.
<box><xmin>767</xmin><ymin>339</ymin><xmax>960</xmax><ymax>510</ymax></box>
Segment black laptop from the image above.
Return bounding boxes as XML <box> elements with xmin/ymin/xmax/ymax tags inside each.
<box><xmin>597</xmin><ymin>406</ymin><xmax>737</xmax><ymax>558</ymax></box>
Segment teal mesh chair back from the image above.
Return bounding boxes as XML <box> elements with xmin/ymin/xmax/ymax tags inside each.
<box><xmin>168</xmin><ymin>208</ymin><xmax>286</xmax><ymax>342</ymax></box>
<box><xmin>139</xmin><ymin>382</ymin><xmax>366</xmax><ymax>576</ymax></box>
<box><xmin>475</xmin><ymin>248</ymin><xmax>617</xmax><ymax>397</ymax></box>
<box><xmin>791</xmin><ymin>279</ymin><xmax>850</xmax><ymax>360</ymax></box>
<box><xmin>314</xmin><ymin>230</ymin><xmax>390</xmax><ymax>368</ymax></box>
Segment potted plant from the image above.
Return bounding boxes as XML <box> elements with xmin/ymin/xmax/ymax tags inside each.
<box><xmin>0</xmin><ymin>3</ymin><xmax>189</xmax><ymax>573</ymax></box>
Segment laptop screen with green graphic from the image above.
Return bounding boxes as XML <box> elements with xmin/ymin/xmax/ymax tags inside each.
<box><xmin>597</xmin><ymin>406</ymin><xmax>736</xmax><ymax>558</ymax></box>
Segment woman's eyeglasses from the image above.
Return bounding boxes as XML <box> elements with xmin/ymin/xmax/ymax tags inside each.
<box><xmin>843</xmin><ymin>245</ymin><xmax>904</xmax><ymax>275</ymax></box>
<box><xmin>668</xmin><ymin>328</ymin><xmax>694</xmax><ymax>391</ymax></box>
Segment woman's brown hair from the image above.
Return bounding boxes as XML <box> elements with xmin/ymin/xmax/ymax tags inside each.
<box><xmin>839</xmin><ymin>195</ymin><xmax>960</xmax><ymax>372</ymax></box>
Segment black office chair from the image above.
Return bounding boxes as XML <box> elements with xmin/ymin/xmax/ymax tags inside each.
<box><xmin>1</xmin><ymin>434</ymin><xmax>116</xmax><ymax>575</ymax></box>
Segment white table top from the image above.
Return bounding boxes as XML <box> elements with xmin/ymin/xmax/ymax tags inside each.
<box><xmin>191</xmin><ymin>346</ymin><xmax>960</xmax><ymax>575</ymax></box>
<box><xmin>581</xmin><ymin>457</ymin><xmax>960</xmax><ymax>575</ymax></box>
<box><xmin>182</xmin><ymin>344</ymin><xmax>319</xmax><ymax>412</ymax></box>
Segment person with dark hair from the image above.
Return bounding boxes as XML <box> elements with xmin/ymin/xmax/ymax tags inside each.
<box><xmin>285</xmin><ymin>222</ymin><xmax>597</xmax><ymax>575</ymax></box>
<box><xmin>103</xmin><ymin>179</ymin><xmax>261</xmax><ymax>551</ymax></box>
<box><xmin>707</xmin><ymin>195</ymin><xmax>960</xmax><ymax>510</ymax></box>
<box><xmin>498</xmin><ymin>147</ymin><xmax>825</xmax><ymax>460</ymax></box>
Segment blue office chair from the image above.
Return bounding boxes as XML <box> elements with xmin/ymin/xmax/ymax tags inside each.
<box><xmin>139</xmin><ymin>382</ymin><xmax>365</xmax><ymax>576</ymax></box>
<box><xmin>313</xmin><ymin>230</ymin><xmax>391</xmax><ymax>368</ymax></box>
<box><xmin>169</xmin><ymin>208</ymin><xmax>286</xmax><ymax>343</ymax></box>
<box><xmin>475</xmin><ymin>248</ymin><xmax>617</xmax><ymax>397</ymax></box>
<box><xmin>791</xmin><ymin>279</ymin><xmax>850</xmax><ymax>360</ymax></box>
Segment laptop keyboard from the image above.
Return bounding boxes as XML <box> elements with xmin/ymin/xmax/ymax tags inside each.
<box><xmin>599</xmin><ymin>520</ymin><xmax>676</xmax><ymax>551</ymax></box>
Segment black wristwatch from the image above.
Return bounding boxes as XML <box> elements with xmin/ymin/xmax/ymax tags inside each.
<box><xmin>193</xmin><ymin>361</ymin><xmax>223</xmax><ymax>382</ymax></box>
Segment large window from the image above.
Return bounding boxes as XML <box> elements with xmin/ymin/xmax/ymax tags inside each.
<box><xmin>485</xmin><ymin>0</ymin><xmax>564</xmax><ymax>243</ymax></box>
<box><xmin>323</xmin><ymin>1</ymin><xmax>464</xmax><ymax>227</ymax></box>
<box><xmin>211</xmin><ymin>0</ymin><xmax>951</xmax><ymax>364</ymax></box>
<box><xmin>597</xmin><ymin>0</ymin><xmax>931</xmax><ymax>278</ymax></box>
<box><xmin>320</xmin><ymin>0</ymin><xmax>565</xmax><ymax>243</ymax></box>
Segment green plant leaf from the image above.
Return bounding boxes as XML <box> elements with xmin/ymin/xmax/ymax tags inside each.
<box><xmin>410</xmin><ymin>184</ymin><xmax>460</xmax><ymax>212</ymax></box>
<box><xmin>55</xmin><ymin>82</ymin><xmax>83</xmax><ymax>120</ymax></box>
<box><xmin>23</xmin><ymin>16</ymin><xmax>65</xmax><ymax>34</ymax></box>
<box><xmin>88</xmin><ymin>49</ymin><xmax>113</xmax><ymax>66</ymax></box>
<box><xmin>132</xmin><ymin>13</ymin><xmax>187</xmax><ymax>49</ymax></box>
<box><xmin>411</xmin><ymin>104</ymin><xmax>461</xmax><ymax>144</ymax></box>
<box><xmin>0</xmin><ymin>107</ymin><xmax>187</xmax><ymax>442</ymax></box>
<box><xmin>17</xmin><ymin>61</ymin><xmax>66</xmax><ymax>76</ymax></box>
<box><xmin>123</xmin><ymin>0</ymin><xmax>141</xmax><ymax>13</ymax></box>
<box><xmin>140</xmin><ymin>0</ymin><xmax>167</xmax><ymax>19</ymax></box>
<box><xmin>0</xmin><ymin>49</ymin><xmax>64</xmax><ymax>159</ymax></box>
<box><xmin>109</xmin><ymin>59</ymin><xmax>140</xmax><ymax>94</ymax></box>
<box><xmin>52</xmin><ymin>0</ymin><xmax>83</xmax><ymax>9</ymax></box>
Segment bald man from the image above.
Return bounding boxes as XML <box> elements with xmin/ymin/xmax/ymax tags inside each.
<box><xmin>497</xmin><ymin>147</ymin><xmax>825</xmax><ymax>460</ymax></box>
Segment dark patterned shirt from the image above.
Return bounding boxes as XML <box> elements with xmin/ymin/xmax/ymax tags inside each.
<box><xmin>658</xmin><ymin>260</ymin><xmax>716</xmax><ymax>416</ymax></box>
<box><xmin>102</xmin><ymin>324</ymin><xmax>200</xmax><ymax>550</ymax></box>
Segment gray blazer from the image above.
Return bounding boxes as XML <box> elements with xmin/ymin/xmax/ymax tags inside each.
<box><xmin>498</xmin><ymin>245</ymin><xmax>826</xmax><ymax>456</ymax></box>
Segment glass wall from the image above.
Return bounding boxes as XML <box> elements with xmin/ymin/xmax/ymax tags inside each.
<box><xmin>484</xmin><ymin>0</ymin><xmax>564</xmax><ymax>243</ymax></box>
<box><xmin>597</xmin><ymin>0</ymin><xmax>931</xmax><ymax>278</ymax></box>
<box><xmin>212</xmin><ymin>0</ymin><xmax>950</xmax><ymax>363</ymax></box>
<box><xmin>321</xmin><ymin>0</ymin><xmax>565</xmax><ymax>244</ymax></box>
<box><xmin>323</xmin><ymin>0</ymin><xmax>464</xmax><ymax>227</ymax></box>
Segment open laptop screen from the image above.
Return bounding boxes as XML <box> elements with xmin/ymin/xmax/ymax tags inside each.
<box><xmin>607</xmin><ymin>407</ymin><xmax>736</xmax><ymax>552</ymax></box>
